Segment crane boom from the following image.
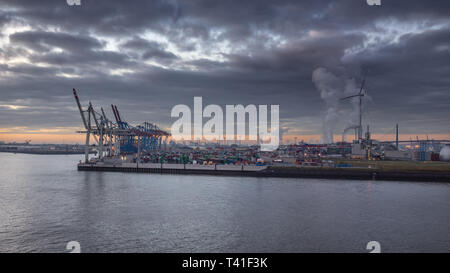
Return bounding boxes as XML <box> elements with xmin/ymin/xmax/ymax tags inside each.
<box><xmin>73</xmin><ymin>88</ymin><xmax>88</xmax><ymax>129</ymax></box>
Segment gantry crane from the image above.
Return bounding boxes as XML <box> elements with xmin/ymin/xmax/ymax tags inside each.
<box><xmin>72</xmin><ymin>88</ymin><xmax>170</xmax><ymax>163</ymax></box>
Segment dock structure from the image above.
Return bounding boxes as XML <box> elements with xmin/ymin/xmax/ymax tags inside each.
<box><xmin>72</xmin><ymin>88</ymin><xmax>170</xmax><ymax>163</ymax></box>
<box><xmin>78</xmin><ymin>162</ymin><xmax>267</xmax><ymax>175</ymax></box>
<box><xmin>76</xmin><ymin>163</ymin><xmax>450</xmax><ymax>182</ymax></box>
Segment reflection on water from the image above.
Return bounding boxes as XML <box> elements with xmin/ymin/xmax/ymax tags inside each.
<box><xmin>0</xmin><ymin>153</ymin><xmax>449</xmax><ymax>253</ymax></box>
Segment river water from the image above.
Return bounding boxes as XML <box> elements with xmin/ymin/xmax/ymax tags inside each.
<box><xmin>0</xmin><ymin>153</ymin><xmax>448</xmax><ymax>253</ymax></box>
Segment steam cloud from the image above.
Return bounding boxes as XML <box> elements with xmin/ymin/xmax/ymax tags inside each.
<box><xmin>312</xmin><ymin>67</ymin><xmax>367</xmax><ymax>144</ymax></box>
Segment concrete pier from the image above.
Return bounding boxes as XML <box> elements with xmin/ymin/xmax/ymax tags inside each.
<box><xmin>77</xmin><ymin>163</ymin><xmax>450</xmax><ymax>182</ymax></box>
<box><xmin>78</xmin><ymin>163</ymin><xmax>267</xmax><ymax>176</ymax></box>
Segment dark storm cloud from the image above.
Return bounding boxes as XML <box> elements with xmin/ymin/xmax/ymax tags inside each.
<box><xmin>10</xmin><ymin>31</ymin><xmax>103</xmax><ymax>53</ymax></box>
<box><xmin>1</xmin><ymin>0</ymin><xmax>178</xmax><ymax>35</ymax></box>
<box><xmin>7</xmin><ymin>30</ymin><xmax>137</xmax><ymax>72</ymax></box>
<box><xmin>0</xmin><ymin>10</ymin><xmax>11</xmax><ymax>27</ymax></box>
<box><xmin>29</xmin><ymin>49</ymin><xmax>134</xmax><ymax>70</ymax></box>
<box><xmin>0</xmin><ymin>0</ymin><xmax>449</xmax><ymax>137</ymax></box>
<box><xmin>120</xmin><ymin>37</ymin><xmax>177</xmax><ymax>62</ymax></box>
<box><xmin>226</xmin><ymin>33</ymin><xmax>365</xmax><ymax>73</ymax></box>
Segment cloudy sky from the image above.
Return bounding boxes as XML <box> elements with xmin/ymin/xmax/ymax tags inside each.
<box><xmin>0</xmin><ymin>0</ymin><xmax>449</xmax><ymax>143</ymax></box>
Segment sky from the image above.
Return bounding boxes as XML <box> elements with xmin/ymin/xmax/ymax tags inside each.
<box><xmin>0</xmin><ymin>0</ymin><xmax>449</xmax><ymax>144</ymax></box>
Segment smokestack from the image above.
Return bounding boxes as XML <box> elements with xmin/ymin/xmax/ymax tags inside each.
<box><xmin>396</xmin><ymin>124</ymin><xmax>399</xmax><ymax>150</ymax></box>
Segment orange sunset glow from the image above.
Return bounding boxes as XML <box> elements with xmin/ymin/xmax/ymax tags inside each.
<box><xmin>2</xmin><ymin>131</ymin><xmax>450</xmax><ymax>144</ymax></box>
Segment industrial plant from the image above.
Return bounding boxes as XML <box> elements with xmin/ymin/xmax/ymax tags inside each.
<box><xmin>72</xmin><ymin>87</ymin><xmax>450</xmax><ymax>182</ymax></box>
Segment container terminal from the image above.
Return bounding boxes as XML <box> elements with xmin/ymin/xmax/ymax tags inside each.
<box><xmin>72</xmin><ymin>89</ymin><xmax>450</xmax><ymax>182</ymax></box>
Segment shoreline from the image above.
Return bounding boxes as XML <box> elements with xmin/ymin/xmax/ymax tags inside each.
<box><xmin>77</xmin><ymin>163</ymin><xmax>450</xmax><ymax>183</ymax></box>
<box><xmin>0</xmin><ymin>151</ymin><xmax>95</xmax><ymax>155</ymax></box>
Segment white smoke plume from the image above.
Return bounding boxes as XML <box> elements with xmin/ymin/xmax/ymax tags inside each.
<box><xmin>312</xmin><ymin>68</ymin><xmax>371</xmax><ymax>143</ymax></box>
<box><xmin>312</xmin><ymin>67</ymin><xmax>344</xmax><ymax>144</ymax></box>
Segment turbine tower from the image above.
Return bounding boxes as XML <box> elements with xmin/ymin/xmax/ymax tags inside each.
<box><xmin>341</xmin><ymin>77</ymin><xmax>366</xmax><ymax>140</ymax></box>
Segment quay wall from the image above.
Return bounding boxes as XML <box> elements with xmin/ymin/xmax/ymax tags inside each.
<box><xmin>77</xmin><ymin>163</ymin><xmax>450</xmax><ymax>182</ymax></box>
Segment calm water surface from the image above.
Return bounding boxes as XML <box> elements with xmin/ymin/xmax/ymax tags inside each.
<box><xmin>0</xmin><ymin>153</ymin><xmax>448</xmax><ymax>252</ymax></box>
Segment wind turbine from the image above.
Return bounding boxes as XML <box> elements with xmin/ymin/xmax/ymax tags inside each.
<box><xmin>341</xmin><ymin>77</ymin><xmax>366</xmax><ymax>140</ymax></box>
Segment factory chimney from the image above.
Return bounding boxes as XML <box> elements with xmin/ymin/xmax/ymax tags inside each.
<box><xmin>396</xmin><ymin>124</ymin><xmax>399</xmax><ymax>150</ymax></box>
